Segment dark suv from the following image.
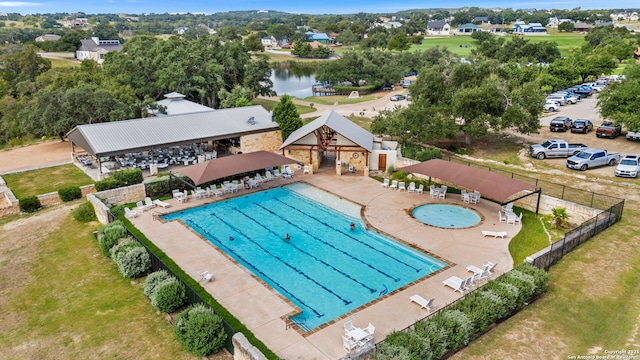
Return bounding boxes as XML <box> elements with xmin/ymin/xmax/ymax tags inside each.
<box><xmin>570</xmin><ymin>119</ymin><xmax>594</xmax><ymax>134</ymax></box>
<box><xmin>549</xmin><ymin>116</ymin><xmax>572</xmax><ymax>132</ymax></box>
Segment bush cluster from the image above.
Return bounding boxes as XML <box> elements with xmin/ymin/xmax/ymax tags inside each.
<box><xmin>174</xmin><ymin>304</ymin><xmax>228</xmax><ymax>356</ymax></box>
<box><xmin>375</xmin><ymin>263</ymin><xmax>549</xmax><ymax>359</ymax></box>
<box><xmin>144</xmin><ymin>270</ymin><xmax>187</xmax><ymax>313</ymax></box>
<box><xmin>113</xmin><ymin>243</ymin><xmax>151</xmax><ymax>278</ymax></box>
<box><xmin>145</xmin><ymin>174</ymin><xmax>193</xmax><ymax>199</ymax></box>
<box><xmin>94</xmin><ymin>168</ymin><xmax>144</xmax><ymax>192</ymax></box>
<box><xmin>72</xmin><ymin>201</ymin><xmax>97</xmax><ymax>222</ymax></box>
<box><xmin>19</xmin><ymin>195</ymin><xmax>42</xmax><ymax>213</ymax></box>
<box><xmin>58</xmin><ymin>186</ymin><xmax>82</xmax><ymax>202</ymax></box>
<box><xmin>97</xmin><ymin>220</ymin><xmax>128</xmax><ymax>257</ymax></box>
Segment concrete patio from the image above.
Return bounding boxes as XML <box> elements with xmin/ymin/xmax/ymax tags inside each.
<box><xmin>129</xmin><ymin>172</ymin><xmax>519</xmax><ymax>360</ymax></box>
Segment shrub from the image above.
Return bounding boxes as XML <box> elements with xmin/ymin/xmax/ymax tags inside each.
<box><xmin>109</xmin><ymin>236</ymin><xmax>138</xmax><ymax>259</ymax></box>
<box><xmin>374</xmin><ymin>342</ymin><xmax>410</xmax><ymax>360</ymax></box>
<box><xmin>174</xmin><ymin>303</ymin><xmax>228</xmax><ymax>356</ymax></box>
<box><xmin>483</xmin><ymin>279</ymin><xmax>518</xmax><ymax>311</ymax></box>
<box><xmin>95</xmin><ymin>178</ymin><xmax>121</xmax><ymax>192</ymax></box>
<box><xmin>414</xmin><ymin>320</ymin><xmax>448</xmax><ymax>359</ymax></box>
<box><xmin>72</xmin><ymin>201</ymin><xmax>97</xmax><ymax>222</ymax></box>
<box><xmin>144</xmin><ymin>270</ymin><xmax>172</xmax><ymax>298</ymax></box>
<box><xmin>479</xmin><ymin>290</ymin><xmax>509</xmax><ymax>319</ymax></box>
<box><xmin>19</xmin><ymin>196</ymin><xmax>41</xmax><ymax>213</ymax></box>
<box><xmin>501</xmin><ymin>271</ymin><xmax>535</xmax><ymax>310</ymax></box>
<box><xmin>415</xmin><ymin>148</ymin><xmax>443</xmax><ymax>162</ymax></box>
<box><xmin>431</xmin><ymin>310</ymin><xmax>473</xmax><ymax>352</ymax></box>
<box><xmin>383</xmin><ymin>330</ymin><xmax>432</xmax><ymax>360</ymax></box>
<box><xmin>114</xmin><ymin>245</ymin><xmax>151</xmax><ymax>278</ymax></box>
<box><xmin>391</xmin><ymin>171</ymin><xmax>407</xmax><ymax>180</ymax></box>
<box><xmin>112</xmin><ymin>168</ymin><xmax>144</xmax><ymax>186</ymax></box>
<box><xmin>58</xmin><ymin>186</ymin><xmax>82</xmax><ymax>202</ymax></box>
<box><xmin>97</xmin><ymin>221</ymin><xmax>128</xmax><ymax>257</ymax></box>
<box><xmin>110</xmin><ymin>204</ymin><xmax>125</xmax><ymax>218</ymax></box>
<box><xmin>144</xmin><ymin>174</ymin><xmax>193</xmax><ymax>199</ymax></box>
<box><xmin>513</xmin><ymin>263</ymin><xmax>549</xmax><ymax>295</ymax></box>
<box><xmin>450</xmin><ymin>291</ymin><xmax>502</xmax><ymax>335</ymax></box>
<box><xmin>152</xmin><ymin>277</ymin><xmax>187</xmax><ymax>313</ymax></box>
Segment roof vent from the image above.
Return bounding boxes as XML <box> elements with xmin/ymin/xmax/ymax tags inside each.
<box><xmin>247</xmin><ymin>116</ymin><xmax>256</xmax><ymax>125</ymax></box>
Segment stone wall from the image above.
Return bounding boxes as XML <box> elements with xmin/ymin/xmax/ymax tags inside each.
<box><xmin>93</xmin><ymin>183</ymin><xmax>147</xmax><ymax>207</ymax></box>
<box><xmin>241</xmin><ymin>130</ymin><xmax>282</xmax><ymax>154</ymax></box>
<box><xmin>284</xmin><ymin>149</ymin><xmax>320</xmax><ymax>169</ymax></box>
<box><xmin>88</xmin><ymin>193</ymin><xmax>111</xmax><ymax>225</ymax></box>
<box><xmin>338</xmin><ymin>151</ymin><xmax>367</xmax><ymax>171</ymax></box>
<box><xmin>0</xmin><ymin>176</ymin><xmax>19</xmax><ymax>216</ymax></box>
<box><xmin>232</xmin><ymin>333</ymin><xmax>267</xmax><ymax>360</ymax></box>
<box><xmin>515</xmin><ymin>191</ymin><xmax>600</xmax><ymax>223</ymax></box>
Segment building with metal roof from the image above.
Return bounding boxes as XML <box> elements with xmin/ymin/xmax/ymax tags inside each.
<box><xmin>280</xmin><ymin>110</ymin><xmax>397</xmax><ymax>176</ymax></box>
<box><xmin>152</xmin><ymin>92</ymin><xmax>215</xmax><ymax>117</ymax></box>
<box><xmin>67</xmin><ymin>105</ymin><xmax>282</xmax><ymax>174</ymax></box>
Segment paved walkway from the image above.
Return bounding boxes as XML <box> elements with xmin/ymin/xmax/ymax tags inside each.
<box><xmin>129</xmin><ymin>170</ymin><xmax>518</xmax><ymax>360</ymax></box>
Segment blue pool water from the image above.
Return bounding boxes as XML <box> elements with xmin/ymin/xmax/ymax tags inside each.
<box><xmin>412</xmin><ymin>204</ymin><xmax>481</xmax><ymax>228</ymax></box>
<box><xmin>162</xmin><ymin>183</ymin><xmax>447</xmax><ymax>331</ymax></box>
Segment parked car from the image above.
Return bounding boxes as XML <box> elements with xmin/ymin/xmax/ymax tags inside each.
<box><xmin>626</xmin><ymin>130</ymin><xmax>640</xmax><ymax>141</ymax></box>
<box><xmin>390</xmin><ymin>94</ymin><xmax>405</xmax><ymax>101</ymax></box>
<box><xmin>615</xmin><ymin>155</ymin><xmax>640</xmax><ymax>178</ymax></box>
<box><xmin>552</xmin><ymin>92</ymin><xmax>580</xmax><ymax>104</ymax></box>
<box><xmin>544</xmin><ymin>102</ymin><xmax>558</xmax><ymax>112</ymax></box>
<box><xmin>570</xmin><ymin>119</ymin><xmax>594</xmax><ymax>134</ymax></box>
<box><xmin>382</xmin><ymin>84</ymin><xmax>395</xmax><ymax>91</ymax></box>
<box><xmin>546</xmin><ymin>95</ymin><xmax>567</xmax><ymax>106</ymax></box>
<box><xmin>401</xmin><ymin>80</ymin><xmax>412</xmax><ymax>88</ymax></box>
<box><xmin>406</xmin><ymin>93</ymin><xmax>412</xmax><ymax>101</ymax></box>
<box><xmin>529</xmin><ymin>139</ymin><xmax>588</xmax><ymax>160</ymax></box>
<box><xmin>568</xmin><ymin>86</ymin><xmax>592</xmax><ymax>97</ymax></box>
<box><xmin>567</xmin><ymin>148</ymin><xmax>620</xmax><ymax>171</ymax></box>
<box><xmin>549</xmin><ymin>116</ymin><xmax>572</xmax><ymax>132</ymax></box>
<box><xmin>596</xmin><ymin>121</ymin><xmax>622</xmax><ymax>138</ymax></box>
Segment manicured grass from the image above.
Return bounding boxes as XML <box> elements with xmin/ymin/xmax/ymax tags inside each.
<box><xmin>3</xmin><ymin>164</ymin><xmax>94</xmax><ymax>199</ymax></box>
<box><xmin>49</xmin><ymin>58</ymin><xmax>79</xmax><ymax>69</ymax></box>
<box><xmin>0</xmin><ymin>208</ymin><xmax>193</xmax><ymax>359</ymax></box>
<box><xmin>252</xmin><ymin>98</ymin><xmax>317</xmax><ymax>114</ymax></box>
<box><xmin>304</xmin><ymin>93</ymin><xmax>383</xmax><ymax>105</ymax></box>
<box><xmin>457</xmin><ymin>208</ymin><xmax>640</xmax><ymax>359</ymax></box>
<box><xmin>508</xmin><ymin>208</ymin><xmax>553</xmax><ymax>265</ymax></box>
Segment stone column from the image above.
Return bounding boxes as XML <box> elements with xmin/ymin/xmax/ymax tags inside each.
<box><xmin>198</xmin><ymin>155</ymin><xmax>206</xmax><ymax>163</ymax></box>
<box><xmin>149</xmin><ymin>163</ymin><xmax>158</xmax><ymax>176</ymax></box>
<box><xmin>336</xmin><ymin>160</ymin><xmax>342</xmax><ymax>175</ymax></box>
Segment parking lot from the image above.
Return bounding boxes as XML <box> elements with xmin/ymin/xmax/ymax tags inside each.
<box><xmin>520</xmin><ymin>95</ymin><xmax>640</xmax><ymax>178</ymax></box>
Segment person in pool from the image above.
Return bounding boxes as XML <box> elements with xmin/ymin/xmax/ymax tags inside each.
<box><xmin>350</xmin><ymin>223</ymin><xmax>356</xmax><ymax>231</ymax></box>
<box><xmin>284</xmin><ymin>233</ymin><xmax>291</xmax><ymax>242</ymax></box>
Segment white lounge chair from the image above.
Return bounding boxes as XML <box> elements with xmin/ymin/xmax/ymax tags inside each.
<box><xmin>136</xmin><ymin>201</ymin><xmax>150</xmax><ymax>212</ymax></box>
<box><xmin>389</xmin><ymin>180</ymin><xmax>398</xmax><ymax>190</ymax></box>
<box><xmin>397</xmin><ymin>181</ymin><xmax>406</xmax><ymax>192</ymax></box>
<box><xmin>429</xmin><ymin>185</ymin><xmax>439</xmax><ymax>198</ymax></box>
<box><xmin>381</xmin><ymin>179</ymin><xmax>390</xmax><ymax>188</ymax></box>
<box><xmin>273</xmin><ymin>169</ymin><xmax>282</xmax><ymax>177</ymax></box>
<box><xmin>416</xmin><ymin>184</ymin><xmax>424</xmax><ymax>194</ymax></box>
<box><xmin>407</xmin><ymin>182</ymin><xmax>416</xmax><ymax>193</ymax></box>
<box><xmin>209</xmin><ymin>185</ymin><xmax>223</xmax><ymax>197</ymax></box>
<box><xmin>265</xmin><ymin>171</ymin><xmax>275</xmax><ymax>181</ymax></box>
<box><xmin>466</xmin><ymin>263</ymin><xmax>492</xmax><ymax>282</ymax></box>
<box><xmin>255</xmin><ymin>173</ymin><xmax>266</xmax><ymax>183</ymax></box>
<box><xmin>443</xmin><ymin>275</ymin><xmax>471</xmax><ymax>294</ymax></box>
<box><xmin>409</xmin><ymin>295</ymin><xmax>437</xmax><ymax>312</ymax></box>
<box><xmin>303</xmin><ymin>165</ymin><xmax>310</xmax><ymax>174</ymax></box>
<box><xmin>198</xmin><ymin>271</ymin><xmax>213</xmax><ymax>283</ymax></box>
<box><xmin>124</xmin><ymin>207</ymin><xmax>138</xmax><ymax>218</ymax></box>
<box><xmin>507</xmin><ymin>212</ymin><xmax>522</xmax><ymax>225</ymax></box>
<box><xmin>486</xmin><ymin>262</ymin><xmax>498</xmax><ymax>275</ymax></box>
<box><xmin>498</xmin><ymin>211</ymin><xmax>507</xmax><ymax>223</ymax></box>
<box><xmin>153</xmin><ymin>199</ymin><xmax>171</xmax><ymax>208</ymax></box>
<box><xmin>482</xmin><ymin>231</ymin><xmax>508</xmax><ymax>238</ymax></box>
<box><xmin>438</xmin><ymin>185</ymin><xmax>447</xmax><ymax>199</ymax></box>
<box><xmin>145</xmin><ymin>197</ymin><xmax>156</xmax><ymax>209</ymax></box>
<box><xmin>502</xmin><ymin>203</ymin><xmax>513</xmax><ymax>212</ymax></box>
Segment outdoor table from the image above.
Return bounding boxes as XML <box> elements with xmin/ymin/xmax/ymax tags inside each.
<box><xmin>347</xmin><ymin>327</ymin><xmax>369</xmax><ymax>342</ymax></box>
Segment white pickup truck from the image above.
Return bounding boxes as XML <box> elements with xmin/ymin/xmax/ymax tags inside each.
<box><xmin>529</xmin><ymin>139</ymin><xmax>589</xmax><ymax>160</ymax></box>
<box><xmin>566</xmin><ymin>148</ymin><xmax>621</xmax><ymax>171</ymax></box>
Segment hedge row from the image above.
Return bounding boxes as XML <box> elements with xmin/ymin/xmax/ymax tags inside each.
<box><xmin>118</xmin><ymin>216</ymin><xmax>278</xmax><ymax>360</ymax></box>
<box><xmin>375</xmin><ymin>263</ymin><xmax>549</xmax><ymax>360</ymax></box>
<box><xmin>95</xmin><ymin>168</ymin><xmax>144</xmax><ymax>192</ymax></box>
<box><xmin>96</xmin><ymin>220</ymin><xmax>150</xmax><ymax>278</ymax></box>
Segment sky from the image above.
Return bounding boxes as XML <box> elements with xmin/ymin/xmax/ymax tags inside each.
<box><xmin>0</xmin><ymin>0</ymin><xmax>638</xmax><ymax>16</ymax></box>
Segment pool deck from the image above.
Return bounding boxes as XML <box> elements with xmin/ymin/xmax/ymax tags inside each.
<box><xmin>130</xmin><ymin>173</ymin><xmax>519</xmax><ymax>360</ymax></box>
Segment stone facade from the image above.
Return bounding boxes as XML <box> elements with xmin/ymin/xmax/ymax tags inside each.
<box><xmin>232</xmin><ymin>333</ymin><xmax>268</xmax><ymax>360</ymax></box>
<box><xmin>0</xmin><ymin>175</ymin><xmax>19</xmax><ymax>216</ymax></box>
<box><xmin>94</xmin><ymin>183</ymin><xmax>147</xmax><ymax>208</ymax></box>
<box><xmin>285</xmin><ymin>149</ymin><xmax>321</xmax><ymax>169</ymax></box>
<box><xmin>338</xmin><ymin>151</ymin><xmax>368</xmax><ymax>171</ymax></box>
<box><xmin>88</xmin><ymin>193</ymin><xmax>111</xmax><ymax>224</ymax></box>
<box><xmin>241</xmin><ymin>130</ymin><xmax>282</xmax><ymax>154</ymax></box>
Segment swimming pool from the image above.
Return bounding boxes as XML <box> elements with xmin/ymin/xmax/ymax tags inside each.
<box><xmin>412</xmin><ymin>204</ymin><xmax>481</xmax><ymax>228</ymax></box>
<box><xmin>162</xmin><ymin>183</ymin><xmax>447</xmax><ymax>331</ymax></box>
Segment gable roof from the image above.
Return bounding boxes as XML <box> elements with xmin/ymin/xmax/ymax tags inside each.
<box><xmin>67</xmin><ymin>106</ymin><xmax>279</xmax><ymax>158</ymax></box>
<box><xmin>280</xmin><ymin>110</ymin><xmax>373</xmax><ymax>152</ymax></box>
<box><xmin>457</xmin><ymin>23</ymin><xmax>482</xmax><ymax>29</ymax></box>
<box><xmin>154</xmin><ymin>92</ymin><xmax>214</xmax><ymax>116</ymax></box>
<box><xmin>305</xmin><ymin>31</ymin><xmax>332</xmax><ymax>41</ymax></box>
<box><xmin>428</xmin><ymin>20</ymin><xmax>448</xmax><ymax>28</ymax></box>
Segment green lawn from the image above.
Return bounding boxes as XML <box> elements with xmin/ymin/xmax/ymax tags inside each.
<box><xmin>252</xmin><ymin>98</ymin><xmax>317</xmax><ymax>114</ymax></box>
<box><xmin>3</xmin><ymin>164</ymin><xmax>94</xmax><ymax>199</ymax></box>
<box><xmin>0</xmin><ymin>207</ymin><xmax>194</xmax><ymax>359</ymax></box>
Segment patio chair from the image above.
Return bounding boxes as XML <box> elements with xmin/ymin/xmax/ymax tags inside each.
<box><xmin>145</xmin><ymin>197</ymin><xmax>156</xmax><ymax>209</ymax></box>
<box><xmin>364</xmin><ymin>322</ymin><xmax>375</xmax><ymax>341</ymax></box>
<box><xmin>198</xmin><ymin>271</ymin><xmax>213</xmax><ymax>283</ymax></box>
<box><xmin>389</xmin><ymin>180</ymin><xmax>398</xmax><ymax>190</ymax></box>
<box><xmin>265</xmin><ymin>171</ymin><xmax>275</xmax><ymax>181</ymax></box>
<box><xmin>274</xmin><ymin>169</ymin><xmax>282</xmax><ymax>177</ymax></box>
<box><xmin>343</xmin><ymin>336</ymin><xmax>358</xmax><ymax>352</ymax></box>
<box><xmin>398</xmin><ymin>181</ymin><xmax>406</xmax><ymax>192</ymax></box>
<box><xmin>344</xmin><ymin>320</ymin><xmax>355</xmax><ymax>336</ymax></box>
<box><xmin>461</xmin><ymin>189</ymin><xmax>467</xmax><ymax>200</ymax></box>
<box><xmin>429</xmin><ymin>185</ymin><xmax>439</xmax><ymax>198</ymax></box>
<box><xmin>467</xmin><ymin>263</ymin><xmax>492</xmax><ymax>282</ymax></box>
<box><xmin>498</xmin><ymin>211</ymin><xmax>507</xmax><ymax>223</ymax></box>
<box><xmin>502</xmin><ymin>202</ymin><xmax>513</xmax><ymax>212</ymax></box>
<box><xmin>462</xmin><ymin>193</ymin><xmax>471</xmax><ymax>203</ymax></box>
<box><xmin>209</xmin><ymin>185</ymin><xmax>223</xmax><ymax>196</ymax></box>
<box><xmin>255</xmin><ymin>173</ymin><xmax>266</xmax><ymax>183</ymax></box>
<box><xmin>486</xmin><ymin>262</ymin><xmax>498</xmax><ymax>275</ymax></box>
<box><xmin>409</xmin><ymin>295</ymin><xmax>436</xmax><ymax>312</ymax></box>
<box><xmin>407</xmin><ymin>182</ymin><xmax>416</xmax><ymax>193</ymax></box>
<box><xmin>124</xmin><ymin>207</ymin><xmax>138</xmax><ymax>218</ymax></box>
<box><xmin>381</xmin><ymin>178</ymin><xmax>390</xmax><ymax>188</ymax></box>
<box><xmin>416</xmin><ymin>184</ymin><xmax>424</xmax><ymax>194</ymax></box>
<box><xmin>303</xmin><ymin>165</ymin><xmax>310</xmax><ymax>174</ymax></box>
<box><xmin>438</xmin><ymin>185</ymin><xmax>447</xmax><ymax>199</ymax></box>
<box><xmin>136</xmin><ymin>201</ymin><xmax>148</xmax><ymax>212</ymax></box>
<box><xmin>153</xmin><ymin>199</ymin><xmax>171</xmax><ymax>208</ymax></box>
<box><xmin>482</xmin><ymin>231</ymin><xmax>507</xmax><ymax>238</ymax></box>
<box><xmin>443</xmin><ymin>275</ymin><xmax>471</xmax><ymax>294</ymax></box>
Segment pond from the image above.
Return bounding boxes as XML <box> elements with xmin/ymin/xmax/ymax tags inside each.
<box><xmin>270</xmin><ymin>67</ymin><xmax>316</xmax><ymax>99</ymax></box>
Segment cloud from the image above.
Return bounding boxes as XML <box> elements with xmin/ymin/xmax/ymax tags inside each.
<box><xmin>0</xmin><ymin>1</ymin><xmax>46</xmax><ymax>6</ymax></box>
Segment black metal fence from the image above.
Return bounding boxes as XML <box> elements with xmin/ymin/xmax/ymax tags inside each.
<box><xmin>106</xmin><ymin>210</ymin><xmax>236</xmax><ymax>354</ymax></box>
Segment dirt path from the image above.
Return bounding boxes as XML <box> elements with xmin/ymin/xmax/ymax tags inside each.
<box><xmin>0</xmin><ymin>140</ymin><xmax>72</xmax><ymax>175</ymax></box>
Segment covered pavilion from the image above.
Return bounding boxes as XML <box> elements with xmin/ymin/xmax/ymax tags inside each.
<box><xmin>400</xmin><ymin>159</ymin><xmax>542</xmax><ymax>212</ymax></box>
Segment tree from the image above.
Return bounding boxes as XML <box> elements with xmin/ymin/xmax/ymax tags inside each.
<box><xmin>557</xmin><ymin>22</ymin><xmax>574</xmax><ymax>32</ymax></box>
<box><xmin>387</xmin><ymin>32</ymin><xmax>410</xmax><ymax>51</ymax></box>
<box><xmin>244</xmin><ymin>33</ymin><xmax>264</xmax><ymax>52</ymax></box>
<box><xmin>273</xmin><ymin>95</ymin><xmax>302</xmax><ymax>141</ymax></box>
<box><xmin>1</xmin><ymin>45</ymin><xmax>51</xmax><ymax>86</ymax></box>
<box><xmin>551</xmin><ymin>207</ymin><xmax>569</xmax><ymax>228</ymax></box>
<box><xmin>598</xmin><ymin>64</ymin><xmax>640</xmax><ymax>131</ymax></box>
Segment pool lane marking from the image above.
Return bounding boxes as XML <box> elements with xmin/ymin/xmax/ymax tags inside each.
<box><xmin>237</xmin><ymin>205</ymin><xmax>377</xmax><ymax>293</ymax></box>
<box><xmin>253</xmin><ymin>202</ymin><xmax>399</xmax><ymax>284</ymax></box>
<box><xmin>211</xmin><ymin>212</ymin><xmax>353</xmax><ymax>307</ymax></box>
<box><xmin>272</xmin><ymin>197</ymin><xmax>423</xmax><ymax>274</ymax></box>
<box><xmin>186</xmin><ymin>219</ymin><xmax>326</xmax><ymax>318</ymax></box>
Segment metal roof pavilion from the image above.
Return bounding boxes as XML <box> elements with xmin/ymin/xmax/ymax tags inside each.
<box><xmin>67</xmin><ymin>105</ymin><xmax>278</xmax><ymax>158</ymax></box>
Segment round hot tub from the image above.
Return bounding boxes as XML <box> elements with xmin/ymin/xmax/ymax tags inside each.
<box><xmin>412</xmin><ymin>204</ymin><xmax>481</xmax><ymax>229</ymax></box>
